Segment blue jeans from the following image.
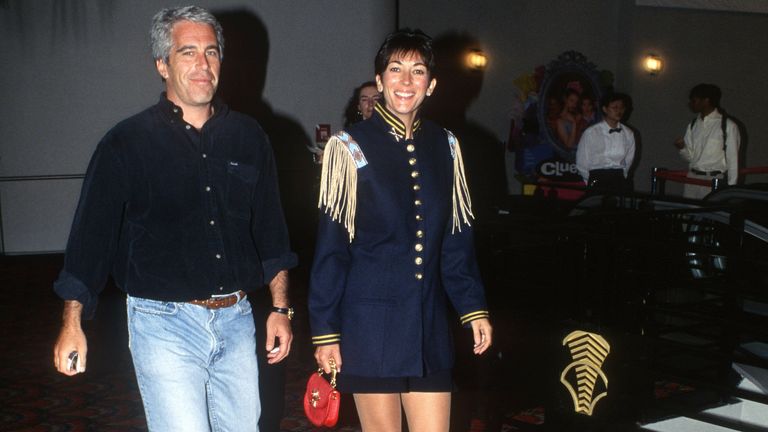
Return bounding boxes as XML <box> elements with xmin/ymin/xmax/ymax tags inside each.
<box><xmin>127</xmin><ymin>295</ymin><xmax>260</xmax><ymax>431</ymax></box>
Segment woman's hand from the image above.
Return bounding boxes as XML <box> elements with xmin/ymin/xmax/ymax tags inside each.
<box><xmin>315</xmin><ymin>344</ymin><xmax>342</xmax><ymax>374</ymax></box>
<box><xmin>471</xmin><ymin>318</ymin><xmax>493</xmax><ymax>355</ymax></box>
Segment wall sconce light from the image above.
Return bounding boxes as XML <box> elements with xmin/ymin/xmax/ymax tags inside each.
<box><xmin>644</xmin><ymin>54</ymin><xmax>663</xmax><ymax>75</ymax></box>
<box><xmin>466</xmin><ymin>49</ymin><xmax>488</xmax><ymax>71</ymax></box>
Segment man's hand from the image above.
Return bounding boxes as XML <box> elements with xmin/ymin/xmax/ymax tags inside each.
<box><xmin>673</xmin><ymin>137</ymin><xmax>685</xmax><ymax>150</ymax></box>
<box><xmin>471</xmin><ymin>318</ymin><xmax>493</xmax><ymax>355</ymax></box>
<box><xmin>265</xmin><ymin>312</ymin><xmax>292</xmax><ymax>364</ymax></box>
<box><xmin>53</xmin><ymin>300</ymin><xmax>87</xmax><ymax>375</ymax></box>
<box><xmin>314</xmin><ymin>344</ymin><xmax>342</xmax><ymax>374</ymax></box>
<box><xmin>266</xmin><ymin>269</ymin><xmax>291</xmax><ymax>364</ymax></box>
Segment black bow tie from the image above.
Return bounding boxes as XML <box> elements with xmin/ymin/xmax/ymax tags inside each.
<box><xmin>609</xmin><ymin>127</ymin><xmax>622</xmax><ymax>134</ymax></box>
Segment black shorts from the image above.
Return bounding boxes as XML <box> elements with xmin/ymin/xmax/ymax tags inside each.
<box><xmin>337</xmin><ymin>369</ymin><xmax>454</xmax><ymax>394</ymax></box>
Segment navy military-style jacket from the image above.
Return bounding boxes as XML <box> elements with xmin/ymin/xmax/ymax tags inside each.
<box><xmin>309</xmin><ymin>104</ymin><xmax>489</xmax><ymax>378</ymax></box>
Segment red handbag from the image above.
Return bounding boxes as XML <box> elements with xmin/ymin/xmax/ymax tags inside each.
<box><xmin>303</xmin><ymin>358</ymin><xmax>340</xmax><ymax>427</ymax></box>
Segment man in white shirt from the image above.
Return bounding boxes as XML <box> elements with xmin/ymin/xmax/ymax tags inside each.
<box><xmin>576</xmin><ymin>92</ymin><xmax>636</xmax><ymax>192</ymax></box>
<box><xmin>674</xmin><ymin>83</ymin><xmax>740</xmax><ymax>199</ymax></box>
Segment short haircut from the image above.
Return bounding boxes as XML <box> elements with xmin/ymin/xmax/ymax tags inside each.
<box><xmin>150</xmin><ymin>5</ymin><xmax>225</xmax><ymax>62</ymax></box>
<box><xmin>601</xmin><ymin>92</ymin><xmax>631</xmax><ymax>109</ymax></box>
<box><xmin>374</xmin><ymin>29</ymin><xmax>435</xmax><ymax>76</ymax></box>
<box><xmin>689</xmin><ymin>83</ymin><xmax>722</xmax><ymax>107</ymax></box>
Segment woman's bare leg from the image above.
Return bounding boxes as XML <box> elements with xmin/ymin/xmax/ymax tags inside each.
<box><xmin>354</xmin><ymin>393</ymin><xmax>403</xmax><ymax>432</ymax></box>
<box><xmin>401</xmin><ymin>392</ymin><xmax>451</xmax><ymax>432</ymax></box>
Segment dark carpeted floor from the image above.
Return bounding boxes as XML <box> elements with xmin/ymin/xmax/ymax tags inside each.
<box><xmin>0</xmin><ymin>251</ymin><xmax>560</xmax><ymax>432</ymax></box>
<box><xmin>0</xmin><ymin>254</ymin><xmax>546</xmax><ymax>432</ymax></box>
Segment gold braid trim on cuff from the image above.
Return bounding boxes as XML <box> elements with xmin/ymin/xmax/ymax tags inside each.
<box><xmin>312</xmin><ymin>333</ymin><xmax>342</xmax><ymax>345</ymax></box>
<box><xmin>318</xmin><ymin>134</ymin><xmax>360</xmax><ymax>242</ymax></box>
<box><xmin>447</xmin><ymin>130</ymin><xmax>474</xmax><ymax>233</ymax></box>
<box><xmin>460</xmin><ymin>310</ymin><xmax>490</xmax><ymax>325</ymax></box>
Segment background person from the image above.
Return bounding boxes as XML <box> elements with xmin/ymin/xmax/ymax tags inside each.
<box><xmin>674</xmin><ymin>83</ymin><xmax>740</xmax><ymax>199</ymax></box>
<box><xmin>309</xmin><ymin>29</ymin><xmax>492</xmax><ymax>432</ymax></box>
<box><xmin>555</xmin><ymin>88</ymin><xmax>583</xmax><ymax>149</ymax></box>
<box><xmin>344</xmin><ymin>80</ymin><xmax>381</xmax><ymax>127</ymax></box>
<box><xmin>309</xmin><ymin>81</ymin><xmax>381</xmax><ymax>164</ymax></box>
<box><xmin>52</xmin><ymin>6</ymin><xmax>297</xmax><ymax>430</ymax></box>
<box><xmin>576</xmin><ymin>92</ymin><xmax>636</xmax><ymax>192</ymax></box>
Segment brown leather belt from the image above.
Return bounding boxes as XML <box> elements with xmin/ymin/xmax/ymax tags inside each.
<box><xmin>188</xmin><ymin>291</ymin><xmax>245</xmax><ymax>309</ymax></box>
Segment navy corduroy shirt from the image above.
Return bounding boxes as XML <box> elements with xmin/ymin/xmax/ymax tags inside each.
<box><xmin>54</xmin><ymin>95</ymin><xmax>297</xmax><ymax>318</ymax></box>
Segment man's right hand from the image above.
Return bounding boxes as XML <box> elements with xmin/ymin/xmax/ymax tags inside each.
<box><xmin>53</xmin><ymin>300</ymin><xmax>87</xmax><ymax>375</ymax></box>
<box><xmin>673</xmin><ymin>137</ymin><xmax>685</xmax><ymax>150</ymax></box>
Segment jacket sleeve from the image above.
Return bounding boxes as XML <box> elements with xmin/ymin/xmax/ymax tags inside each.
<box><xmin>679</xmin><ymin>124</ymin><xmax>694</xmax><ymax>162</ymax></box>
<box><xmin>440</xmin><ymin>215</ymin><xmax>490</xmax><ymax>326</ymax></box>
<box><xmin>575</xmin><ymin>130</ymin><xmax>592</xmax><ymax>183</ymax></box>
<box><xmin>308</xmin><ymin>212</ymin><xmax>350</xmax><ymax>345</ymax></box>
<box><xmin>624</xmin><ymin>130</ymin><xmax>636</xmax><ymax>178</ymax></box>
<box><xmin>53</xmin><ymin>135</ymin><xmax>129</xmax><ymax>319</ymax></box>
<box><xmin>439</xmin><ymin>134</ymin><xmax>489</xmax><ymax>326</ymax></box>
<box><xmin>250</xmin><ymin>136</ymin><xmax>298</xmax><ymax>284</ymax></box>
<box><xmin>308</xmin><ymin>132</ymin><xmax>364</xmax><ymax>346</ymax></box>
<box><xmin>725</xmin><ymin>120</ymin><xmax>741</xmax><ymax>185</ymax></box>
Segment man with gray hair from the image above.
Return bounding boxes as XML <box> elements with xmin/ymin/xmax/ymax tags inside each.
<box><xmin>52</xmin><ymin>5</ymin><xmax>296</xmax><ymax>430</ymax></box>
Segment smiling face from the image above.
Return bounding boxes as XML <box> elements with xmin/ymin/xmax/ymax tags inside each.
<box><xmin>375</xmin><ymin>50</ymin><xmax>437</xmax><ymax>126</ymax></box>
<box><xmin>155</xmin><ymin>20</ymin><xmax>221</xmax><ymax>113</ymax></box>
<box><xmin>357</xmin><ymin>85</ymin><xmax>381</xmax><ymax>120</ymax></box>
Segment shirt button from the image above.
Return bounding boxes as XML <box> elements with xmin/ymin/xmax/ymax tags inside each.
<box><xmin>416</xmin><ymin>230</ymin><xmax>424</xmax><ymax>238</ymax></box>
<box><xmin>413</xmin><ymin>184</ymin><xmax>421</xmax><ymax>191</ymax></box>
<box><xmin>415</xmin><ymin>256</ymin><xmax>423</xmax><ymax>265</ymax></box>
<box><xmin>202</xmin><ymin>153</ymin><xmax>207</xmax><ymax>158</ymax></box>
<box><xmin>173</xmin><ymin>108</ymin><xmax>179</xmax><ymax>113</ymax></box>
<box><xmin>416</xmin><ymin>214</ymin><xmax>423</xmax><ymax>221</ymax></box>
<box><xmin>408</xmin><ymin>158</ymin><xmax>417</xmax><ymax>166</ymax></box>
<box><xmin>411</xmin><ymin>171</ymin><xmax>419</xmax><ymax>178</ymax></box>
<box><xmin>205</xmin><ymin>186</ymin><xmax>211</xmax><ymax>192</ymax></box>
<box><xmin>215</xmin><ymin>254</ymin><xmax>221</xmax><ymax>259</ymax></box>
<box><xmin>406</xmin><ymin>144</ymin><xmax>415</xmax><ymax>152</ymax></box>
<box><xmin>218</xmin><ymin>286</ymin><xmax>224</xmax><ymax>291</ymax></box>
<box><xmin>209</xmin><ymin>220</ymin><xmax>215</xmax><ymax>225</ymax></box>
<box><xmin>415</xmin><ymin>199</ymin><xmax>422</xmax><ymax>206</ymax></box>
<box><xmin>415</xmin><ymin>273</ymin><xmax>423</xmax><ymax>280</ymax></box>
<box><xmin>186</xmin><ymin>125</ymin><xmax>191</xmax><ymax>130</ymax></box>
<box><xmin>414</xmin><ymin>243</ymin><xmax>424</xmax><ymax>252</ymax></box>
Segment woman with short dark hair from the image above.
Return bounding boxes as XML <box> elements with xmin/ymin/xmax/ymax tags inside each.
<box><xmin>309</xmin><ymin>29</ymin><xmax>492</xmax><ymax>431</ymax></box>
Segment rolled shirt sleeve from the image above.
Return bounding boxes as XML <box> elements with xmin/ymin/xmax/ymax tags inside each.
<box><xmin>54</xmin><ymin>137</ymin><xmax>129</xmax><ymax>319</ymax></box>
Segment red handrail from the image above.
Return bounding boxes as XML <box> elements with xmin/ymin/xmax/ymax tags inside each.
<box><xmin>651</xmin><ymin>166</ymin><xmax>768</xmax><ymax>193</ymax></box>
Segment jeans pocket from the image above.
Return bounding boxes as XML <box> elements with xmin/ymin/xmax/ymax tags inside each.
<box><xmin>130</xmin><ymin>297</ymin><xmax>179</xmax><ymax>316</ymax></box>
<box><xmin>235</xmin><ymin>296</ymin><xmax>253</xmax><ymax>316</ymax></box>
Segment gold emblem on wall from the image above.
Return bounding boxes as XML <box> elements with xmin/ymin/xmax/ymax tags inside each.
<box><xmin>560</xmin><ymin>330</ymin><xmax>610</xmax><ymax>416</ymax></box>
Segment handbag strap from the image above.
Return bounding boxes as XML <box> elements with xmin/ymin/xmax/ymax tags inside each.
<box><xmin>316</xmin><ymin>357</ymin><xmax>338</xmax><ymax>389</ymax></box>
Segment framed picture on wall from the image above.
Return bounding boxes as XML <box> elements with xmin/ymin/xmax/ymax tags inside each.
<box><xmin>537</xmin><ymin>51</ymin><xmax>604</xmax><ymax>161</ymax></box>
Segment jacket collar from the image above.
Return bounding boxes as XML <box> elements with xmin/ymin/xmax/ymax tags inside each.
<box><xmin>372</xmin><ymin>102</ymin><xmax>422</xmax><ymax>142</ymax></box>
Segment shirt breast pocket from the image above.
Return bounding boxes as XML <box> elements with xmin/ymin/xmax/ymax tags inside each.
<box><xmin>226</xmin><ymin>161</ymin><xmax>260</xmax><ymax>219</ymax></box>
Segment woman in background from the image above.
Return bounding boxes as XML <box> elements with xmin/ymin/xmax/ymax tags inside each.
<box><xmin>343</xmin><ymin>80</ymin><xmax>381</xmax><ymax>127</ymax></box>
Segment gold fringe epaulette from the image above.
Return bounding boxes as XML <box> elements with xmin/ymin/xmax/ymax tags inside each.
<box><xmin>446</xmin><ymin>130</ymin><xmax>474</xmax><ymax>233</ymax></box>
<box><xmin>318</xmin><ymin>131</ymin><xmax>367</xmax><ymax>242</ymax></box>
